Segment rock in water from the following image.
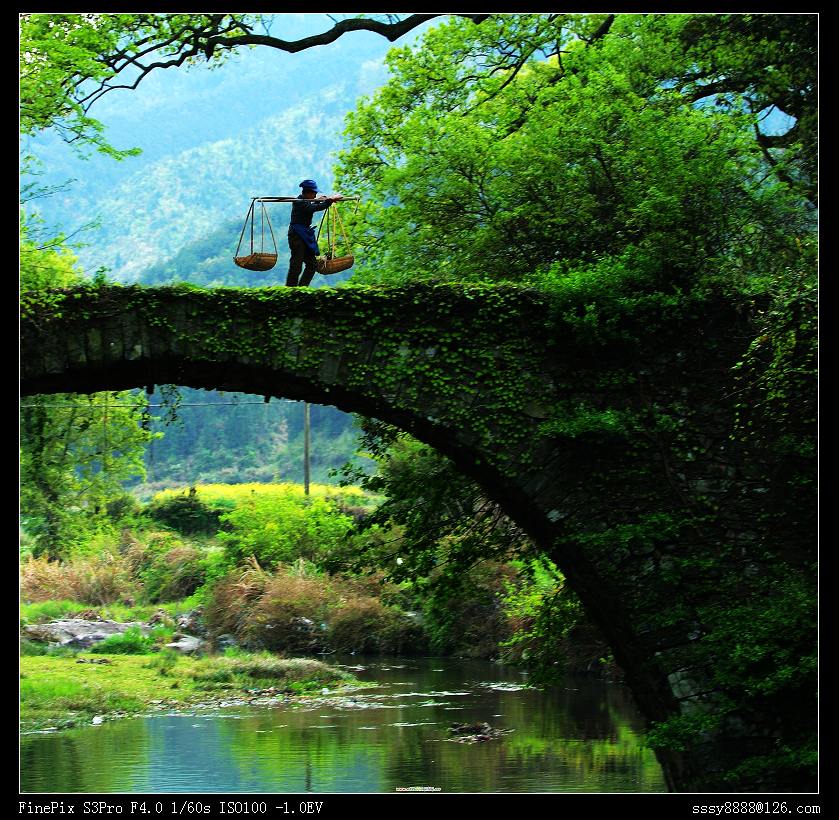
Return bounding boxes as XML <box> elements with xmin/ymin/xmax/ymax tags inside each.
<box><xmin>446</xmin><ymin>722</ymin><xmax>514</xmax><ymax>743</ymax></box>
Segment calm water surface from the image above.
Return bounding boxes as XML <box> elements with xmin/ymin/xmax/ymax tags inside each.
<box><xmin>20</xmin><ymin>655</ymin><xmax>665</xmax><ymax>793</ymax></box>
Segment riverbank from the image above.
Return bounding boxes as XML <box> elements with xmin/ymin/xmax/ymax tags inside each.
<box><xmin>21</xmin><ymin>655</ymin><xmax>667</xmax><ymax>793</ymax></box>
<box><xmin>19</xmin><ymin>479</ymin><xmax>620</xmax><ymax>704</ymax></box>
<box><xmin>20</xmin><ymin>651</ymin><xmax>363</xmax><ymax>732</ymax></box>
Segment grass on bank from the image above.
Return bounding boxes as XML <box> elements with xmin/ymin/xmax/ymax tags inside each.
<box><xmin>20</xmin><ymin>650</ymin><xmax>359</xmax><ymax>731</ymax></box>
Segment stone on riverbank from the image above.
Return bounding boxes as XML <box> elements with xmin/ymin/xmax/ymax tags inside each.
<box><xmin>165</xmin><ymin>635</ymin><xmax>206</xmax><ymax>654</ymax></box>
<box><xmin>23</xmin><ymin>619</ymin><xmax>151</xmax><ymax>649</ymax></box>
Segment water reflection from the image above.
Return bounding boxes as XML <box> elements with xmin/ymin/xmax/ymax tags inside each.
<box><xmin>21</xmin><ymin>656</ymin><xmax>665</xmax><ymax>793</ymax></box>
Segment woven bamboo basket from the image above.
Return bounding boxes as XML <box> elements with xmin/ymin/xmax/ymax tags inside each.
<box><xmin>315</xmin><ymin>254</ymin><xmax>354</xmax><ymax>275</ymax></box>
<box><xmin>234</xmin><ymin>252</ymin><xmax>278</xmax><ymax>272</ymax></box>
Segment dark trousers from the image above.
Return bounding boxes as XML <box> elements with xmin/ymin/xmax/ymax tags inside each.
<box><xmin>286</xmin><ymin>231</ymin><xmax>317</xmax><ymax>287</ymax></box>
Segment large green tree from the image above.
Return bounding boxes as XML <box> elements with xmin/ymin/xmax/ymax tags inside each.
<box><xmin>335</xmin><ymin>13</ymin><xmax>815</xmax><ymax>287</ymax></box>
<box><xmin>330</xmin><ymin>8</ymin><xmax>816</xmax><ymax>609</ymax></box>
<box><xmin>20</xmin><ymin>390</ymin><xmax>158</xmax><ymax>558</ymax></box>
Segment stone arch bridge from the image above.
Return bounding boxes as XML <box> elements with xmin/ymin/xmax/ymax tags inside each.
<box><xmin>20</xmin><ymin>283</ymin><xmax>815</xmax><ymax>792</ymax></box>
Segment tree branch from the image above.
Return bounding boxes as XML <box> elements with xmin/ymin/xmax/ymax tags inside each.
<box><xmin>69</xmin><ymin>13</ymin><xmax>491</xmax><ymax>116</ymax></box>
<box><xmin>584</xmin><ymin>13</ymin><xmax>615</xmax><ymax>44</ymax></box>
<box><xmin>753</xmin><ymin>122</ymin><xmax>816</xmax><ymax>206</ymax></box>
<box><xmin>207</xmin><ymin>14</ymin><xmax>488</xmax><ymax>56</ymax></box>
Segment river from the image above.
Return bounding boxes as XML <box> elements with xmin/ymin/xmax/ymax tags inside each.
<box><xmin>20</xmin><ymin>655</ymin><xmax>665</xmax><ymax>793</ymax></box>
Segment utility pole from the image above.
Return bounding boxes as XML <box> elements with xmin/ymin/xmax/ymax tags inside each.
<box><xmin>303</xmin><ymin>401</ymin><xmax>311</xmax><ymax>496</ymax></box>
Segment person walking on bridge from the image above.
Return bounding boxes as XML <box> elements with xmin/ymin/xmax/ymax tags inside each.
<box><xmin>286</xmin><ymin>179</ymin><xmax>339</xmax><ymax>287</ymax></box>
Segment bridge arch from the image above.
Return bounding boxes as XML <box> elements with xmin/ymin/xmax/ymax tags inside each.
<box><xmin>21</xmin><ymin>283</ymin><xmax>814</xmax><ymax>791</ymax></box>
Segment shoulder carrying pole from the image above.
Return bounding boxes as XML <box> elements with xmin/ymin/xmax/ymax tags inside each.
<box><xmin>253</xmin><ymin>195</ymin><xmax>361</xmax><ymax>203</ymax></box>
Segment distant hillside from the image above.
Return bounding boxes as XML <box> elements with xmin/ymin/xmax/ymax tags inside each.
<box><xmin>133</xmin><ymin>390</ymin><xmax>367</xmax><ymax>499</ymax></box>
<box><xmin>63</xmin><ymin>98</ymin><xmax>346</xmax><ymax>283</ymax></box>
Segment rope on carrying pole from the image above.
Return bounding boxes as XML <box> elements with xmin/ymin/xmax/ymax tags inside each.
<box><xmin>315</xmin><ymin>201</ymin><xmax>353</xmax><ymax>258</ymax></box>
<box><xmin>315</xmin><ymin>203</ymin><xmax>329</xmax><ymax>250</ymax></box>
<box><xmin>331</xmin><ymin>203</ymin><xmax>353</xmax><ymax>257</ymax></box>
<box><xmin>234</xmin><ymin>198</ymin><xmax>279</xmax><ymax>270</ymax></box>
<box><xmin>234</xmin><ymin>199</ymin><xmax>256</xmax><ymax>258</ymax></box>
<box><xmin>261</xmin><ymin>201</ymin><xmax>277</xmax><ymax>253</ymax></box>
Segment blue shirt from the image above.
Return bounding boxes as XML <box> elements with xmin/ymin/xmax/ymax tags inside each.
<box><xmin>289</xmin><ymin>196</ymin><xmax>332</xmax><ymax>228</ymax></box>
<box><xmin>288</xmin><ymin>196</ymin><xmax>333</xmax><ymax>254</ymax></box>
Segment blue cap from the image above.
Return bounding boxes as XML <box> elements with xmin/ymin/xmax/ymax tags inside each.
<box><xmin>299</xmin><ymin>179</ymin><xmax>319</xmax><ymax>192</ymax></box>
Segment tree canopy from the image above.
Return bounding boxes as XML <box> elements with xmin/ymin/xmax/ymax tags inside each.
<box><xmin>20</xmin><ymin>185</ymin><xmax>157</xmax><ymax>559</ymax></box>
<box><xmin>335</xmin><ymin>13</ymin><xmax>816</xmax><ymax>288</ymax></box>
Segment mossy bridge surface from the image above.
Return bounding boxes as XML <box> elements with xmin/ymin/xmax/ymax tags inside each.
<box><xmin>21</xmin><ymin>283</ymin><xmax>815</xmax><ymax>792</ymax></box>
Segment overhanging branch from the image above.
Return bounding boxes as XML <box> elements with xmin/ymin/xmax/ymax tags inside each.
<box><xmin>75</xmin><ymin>13</ymin><xmax>491</xmax><ymax>113</ymax></box>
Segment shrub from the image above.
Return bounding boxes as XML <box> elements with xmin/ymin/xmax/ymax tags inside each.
<box><xmin>20</xmin><ymin>556</ymin><xmax>78</xmax><ymax>603</ymax></box>
<box><xmin>200</xmin><ymin>547</ymin><xmax>234</xmax><ymax>590</ymax></box>
<box><xmin>204</xmin><ymin>564</ymin><xmax>428</xmax><ymax>655</ymax></box>
<box><xmin>71</xmin><ymin>556</ymin><xmax>136</xmax><ymax>605</ymax></box>
<box><xmin>90</xmin><ymin>626</ymin><xmax>156</xmax><ymax>654</ymax></box>
<box><xmin>326</xmin><ymin>597</ymin><xmax>386</xmax><ymax>653</ymax></box>
<box><xmin>120</xmin><ymin>530</ymin><xmax>207</xmax><ymax>603</ymax></box>
<box><xmin>204</xmin><ymin>565</ymin><xmax>336</xmax><ymax>652</ymax></box>
<box><xmin>325</xmin><ymin>596</ymin><xmax>425</xmax><ymax>654</ymax></box>
<box><xmin>142</xmin><ymin>545</ymin><xmax>206</xmax><ymax>603</ymax></box>
<box><xmin>20</xmin><ymin>554</ymin><xmax>138</xmax><ymax>606</ymax></box>
<box><xmin>145</xmin><ymin>487</ymin><xmax>225</xmax><ymax>535</ymax></box>
<box><xmin>217</xmin><ymin>493</ymin><xmax>353</xmax><ymax>569</ymax></box>
<box><xmin>202</xmin><ymin>565</ymin><xmax>270</xmax><ymax>642</ymax></box>
<box><xmin>246</xmin><ymin>572</ymin><xmax>335</xmax><ymax>652</ymax></box>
